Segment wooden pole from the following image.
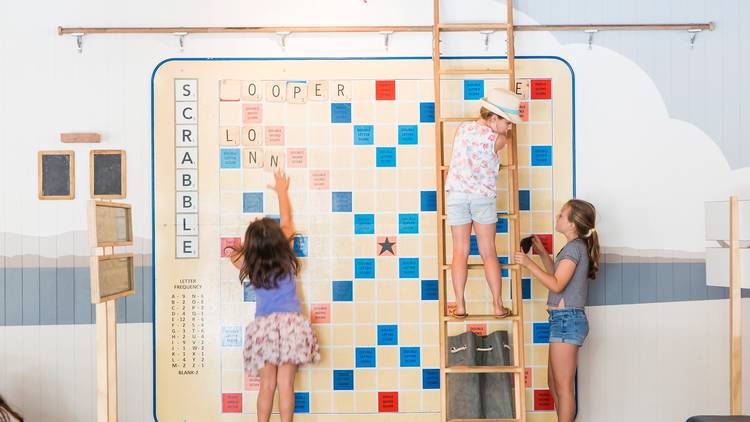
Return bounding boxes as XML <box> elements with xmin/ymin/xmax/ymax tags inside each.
<box><xmin>431</xmin><ymin>2</ymin><xmax>449</xmax><ymax>421</ymax></box>
<box><xmin>57</xmin><ymin>22</ymin><xmax>714</xmax><ymax>36</ymax></box>
<box><xmin>729</xmin><ymin>196</ymin><xmax>741</xmax><ymax>415</ymax></box>
<box><xmin>96</xmin><ymin>301</ymin><xmax>118</xmax><ymax>422</ymax></box>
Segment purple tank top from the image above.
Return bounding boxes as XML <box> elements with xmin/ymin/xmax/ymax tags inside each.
<box><xmin>253</xmin><ymin>273</ymin><xmax>301</xmax><ymax>318</ymax></box>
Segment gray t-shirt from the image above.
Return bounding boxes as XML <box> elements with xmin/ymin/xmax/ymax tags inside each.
<box><xmin>547</xmin><ymin>239</ymin><xmax>590</xmax><ymax>308</ymax></box>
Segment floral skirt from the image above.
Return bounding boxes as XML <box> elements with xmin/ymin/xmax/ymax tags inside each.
<box><xmin>243</xmin><ymin>312</ymin><xmax>320</xmax><ymax>376</ymax></box>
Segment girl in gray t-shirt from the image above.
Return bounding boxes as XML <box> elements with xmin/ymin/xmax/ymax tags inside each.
<box><xmin>513</xmin><ymin>199</ymin><xmax>600</xmax><ymax>422</ymax></box>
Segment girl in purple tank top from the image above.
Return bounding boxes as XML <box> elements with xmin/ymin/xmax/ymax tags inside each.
<box><xmin>230</xmin><ymin>170</ymin><xmax>319</xmax><ymax>422</ymax></box>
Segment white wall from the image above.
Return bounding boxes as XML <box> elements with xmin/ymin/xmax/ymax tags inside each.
<box><xmin>1</xmin><ymin>1</ymin><xmax>748</xmax><ymax>421</ymax></box>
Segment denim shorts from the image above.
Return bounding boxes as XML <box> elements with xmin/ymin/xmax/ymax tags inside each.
<box><xmin>445</xmin><ymin>191</ymin><xmax>497</xmax><ymax>226</ymax></box>
<box><xmin>547</xmin><ymin>308</ymin><xmax>589</xmax><ymax>346</ymax></box>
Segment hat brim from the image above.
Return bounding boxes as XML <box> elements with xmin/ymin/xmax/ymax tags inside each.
<box><xmin>480</xmin><ymin>99</ymin><xmax>523</xmax><ymax>124</ymax></box>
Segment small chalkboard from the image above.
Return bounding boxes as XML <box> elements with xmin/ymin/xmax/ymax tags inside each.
<box><xmin>90</xmin><ymin>253</ymin><xmax>135</xmax><ymax>303</ymax></box>
<box><xmin>91</xmin><ymin>150</ymin><xmax>126</xmax><ymax>199</ymax></box>
<box><xmin>38</xmin><ymin>151</ymin><xmax>75</xmax><ymax>200</ymax></box>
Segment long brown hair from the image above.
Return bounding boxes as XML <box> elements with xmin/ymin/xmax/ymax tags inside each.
<box><xmin>564</xmin><ymin>199</ymin><xmax>600</xmax><ymax>279</ymax></box>
<box><xmin>233</xmin><ymin>218</ymin><xmax>299</xmax><ymax>289</ymax></box>
<box><xmin>0</xmin><ymin>395</ymin><xmax>23</xmax><ymax>422</ymax></box>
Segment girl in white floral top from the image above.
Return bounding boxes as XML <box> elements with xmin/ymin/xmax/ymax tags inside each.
<box><xmin>445</xmin><ymin>88</ymin><xmax>522</xmax><ymax>318</ymax></box>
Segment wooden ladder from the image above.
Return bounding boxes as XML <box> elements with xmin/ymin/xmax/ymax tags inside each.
<box><xmin>432</xmin><ymin>1</ymin><xmax>527</xmax><ymax>421</ymax></box>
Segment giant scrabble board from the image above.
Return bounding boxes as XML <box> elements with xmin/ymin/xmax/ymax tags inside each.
<box><xmin>153</xmin><ymin>57</ymin><xmax>573</xmax><ymax>421</ymax></box>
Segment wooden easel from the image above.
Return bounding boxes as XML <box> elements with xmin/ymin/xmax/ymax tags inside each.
<box><xmin>89</xmin><ymin>200</ymin><xmax>135</xmax><ymax>422</ymax></box>
<box><xmin>728</xmin><ymin>196</ymin><xmax>742</xmax><ymax>415</ymax></box>
<box><xmin>707</xmin><ymin>196</ymin><xmax>746</xmax><ymax>415</ymax></box>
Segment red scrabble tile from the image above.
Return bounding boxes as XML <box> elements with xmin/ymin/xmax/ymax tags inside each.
<box><xmin>378</xmin><ymin>391</ymin><xmax>399</xmax><ymax>412</ymax></box>
<box><xmin>221</xmin><ymin>237</ymin><xmax>241</xmax><ymax>258</ymax></box>
<box><xmin>530</xmin><ymin>79</ymin><xmax>552</xmax><ymax>100</ymax></box>
<box><xmin>310</xmin><ymin>303</ymin><xmax>331</xmax><ymax>323</ymax></box>
<box><xmin>222</xmin><ymin>393</ymin><xmax>242</xmax><ymax>413</ymax></box>
<box><xmin>533</xmin><ymin>234</ymin><xmax>553</xmax><ymax>255</ymax></box>
<box><xmin>376</xmin><ymin>80</ymin><xmax>396</xmax><ymax>100</ymax></box>
<box><xmin>534</xmin><ymin>389</ymin><xmax>555</xmax><ymax>411</ymax></box>
<box><xmin>467</xmin><ymin>324</ymin><xmax>487</xmax><ymax>336</ymax></box>
<box><xmin>519</xmin><ymin>101</ymin><xmax>529</xmax><ymax>122</ymax></box>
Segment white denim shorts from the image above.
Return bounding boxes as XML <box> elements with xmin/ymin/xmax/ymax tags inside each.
<box><xmin>445</xmin><ymin>191</ymin><xmax>497</xmax><ymax>226</ymax></box>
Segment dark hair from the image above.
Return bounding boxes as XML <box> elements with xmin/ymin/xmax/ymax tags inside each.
<box><xmin>0</xmin><ymin>395</ymin><xmax>23</xmax><ymax>422</ymax></box>
<box><xmin>233</xmin><ymin>218</ymin><xmax>299</xmax><ymax>289</ymax></box>
<box><xmin>564</xmin><ymin>199</ymin><xmax>600</xmax><ymax>279</ymax></box>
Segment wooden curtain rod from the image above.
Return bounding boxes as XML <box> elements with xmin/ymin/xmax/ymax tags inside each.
<box><xmin>58</xmin><ymin>23</ymin><xmax>714</xmax><ymax>35</ymax></box>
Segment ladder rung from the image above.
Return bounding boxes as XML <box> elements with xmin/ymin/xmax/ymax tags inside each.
<box><xmin>442</xmin><ymin>263</ymin><xmax>520</xmax><ymax>271</ymax></box>
<box><xmin>440</xmin><ymin>68</ymin><xmax>511</xmax><ymax>76</ymax></box>
<box><xmin>438</xmin><ymin>23</ymin><xmax>510</xmax><ymax>32</ymax></box>
<box><xmin>445</xmin><ymin>365</ymin><xmax>522</xmax><ymax>374</ymax></box>
<box><xmin>443</xmin><ymin>314</ymin><xmax>519</xmax><ymax>322</ymax></box>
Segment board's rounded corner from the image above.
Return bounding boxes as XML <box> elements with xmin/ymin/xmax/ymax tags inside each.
<box><xmin>151</xmin><ymin>58</ymin><xmax>181</xmax><ymax>84</ymax></box>
<box><xmin>542</xmin><ymin>55</ymin><xmax>576</xmax><ymax>81</ymax></box>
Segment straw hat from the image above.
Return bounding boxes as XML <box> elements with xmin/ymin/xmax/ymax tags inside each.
<box><xmin>479</xmin><ymin>88</ymin><xmax>523</xmax><ymax>124</ymax></box>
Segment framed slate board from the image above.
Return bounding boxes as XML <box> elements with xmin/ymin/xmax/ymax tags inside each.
<box><xmin>89</xmin><ymin>253</ymin><xmax>135</xmax><ymax>303</ymax></box>
<box><xmin>88</xmin><ymin>200</ymin><xmax>133</xmax><ymax>248</ymax></box>
<box><xmin>90</xmin><ymin>150</ymin><xmax>126</xmax><ymax>199</ymax></box>
<box><xmin>38</xmin><ymin>150</ymin><xmax>75</xmax><ymax>200</ymax></box>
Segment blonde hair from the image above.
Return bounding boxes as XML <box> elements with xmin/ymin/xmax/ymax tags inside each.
<box><xmin>479</xmin><ymin>106</ymin><xmax>505</xmax><ymax>121</ymax></box>
<box><xmin>563</xmin><ymin>199</ymin><xmax>600</xmax><ymax>279</ymax></box>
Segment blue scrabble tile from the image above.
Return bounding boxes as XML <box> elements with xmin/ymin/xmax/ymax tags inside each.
<box><xmin>243</xmin><ymin>192</ymin><xmax>263</xmax><ymax>213</ymax></box>
<box><xmin>531</xmin><ymin>145</ymin><xmax>553</xmax><ymax>166</ymax></box>
<box><xmin>376</xmin><ymin>147</ymin><xmax>397</xmax><ymax>167</ymax></box>
<box><xmin>400</xmin><ymin>347</ymin><xmax>421</xmax><ymax>367</ymax></box>
<box><xmin>533</xmin><ymin>322</ymin><xmax>550</xmax><ymax>344</ymax></box>
<box><xmin>354</xmin><ymin>125</ymin><xmax>374</xmax><ymax>145</ymax></box>
<box><xmin>420</xmin><ymin>191</ymin><xmax>437</xmax><ymax>212</ymax></box>
<box><xmin>355</xmin><ymin>347</ymin><xmax>376</xmax><ymax>368</ymax></box>
<box><xmin>464</xmin><ymin>80</ymin><xmax>485</xmax><ymax>100</ymax></box>
<box><xmin>421</xmin><ymin>280</ymin><xmax>438</xmax><ymax>301</ymax></box>
<box><xmin>221</xmin><ymin>326</ymin><xmax>243</xmax><ymax>347</ymax></box>
<box><xmin>499</xmin><ymin>256</ymin><xmax>509</xmax><ymax>278</ymax></box>
<box><xmin>355</xmin><ymin>258</ymin><xmax>375</xmax><ymax>279</ymax></box>
<box><xmin>266</xmin><ymin>214</ymin><xmax>281</xmax><ymax>223</ymax></box>
<box><xmin>398</xmin><ymin>125</ymin><xmax>418</xmax><ymax>145</ymax></box>
<box><xmin>399</xmin><ymin>258</ymin><xmax>419</xmax><ymax>279</ymax></box>
<box><xmin>243</xmin><ymin>283</ymin><xmax>256</xmax><ymax>302</ymax></box>
<box><xmin>522</xmin><ymin>278</ymin><xmax>531</xmax><ymax>300</ymax></box>
<box><xmin>354</xmin><ymin>214</ymin><xmax>375</xmax><ymax>234</ymax></box>
<box><xmin>333</xmin><ymin>370</ymin><xmax>354</xmax><ymax>390</ymax></box>
<box><xmin>332</xmin><ymin>280</ymin><xmax>353</xmax><ymax>302</ymax></box>
<box><xmin>377</xmin><ymin>325</ymin><xmax>398</xmax><ymax>345</ymax></box>
<box><xmin>419</xmin><ymin>102</ymin><xmax>435</xmax><ymax>123</ymax></box>
<box><xmin>220</xmin><ymin>148</ymin><xmax>241</xmax><ymax>169</ymax></box>
<box><xmin>331</xmin><ymin>103</ymin><xmax>352</xmax><ymax>123</ymax></box>
<box><xmin>422</xmin><ymin>369</ymin><xmax>440</xmax><ymax>389</ymax></box>
<box><xmin>294</xmin><ymin>392</ymin><xmax>310</xmax><ymax>413</ymax></box>
<box><xmin>519</xmin><ymin>190</ymin><xmax>530</xmax><ymax>211</ymax></box>
<box><xmin>293</xmin><ymin>235</ymin><xmax>308</xmax><ymax>257</ymax></box>
<box><xmin>496</xmin><ymin>218</ymin><xmax>508</xmax><ymax>233</ymax></box>
<box><xmin>332</xmin><ymin>192</ymin><xmax>352</xmax><ymax>212</ymax></box>
<box><xmin>398</xmin><ymin>214</ymin><xmax>419</xmax><ymax>234</ymax></box>
<box><xmin>469</xmin><ymin>235</ymin><xmax>479</xmax><ymax>256</ymax></box>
